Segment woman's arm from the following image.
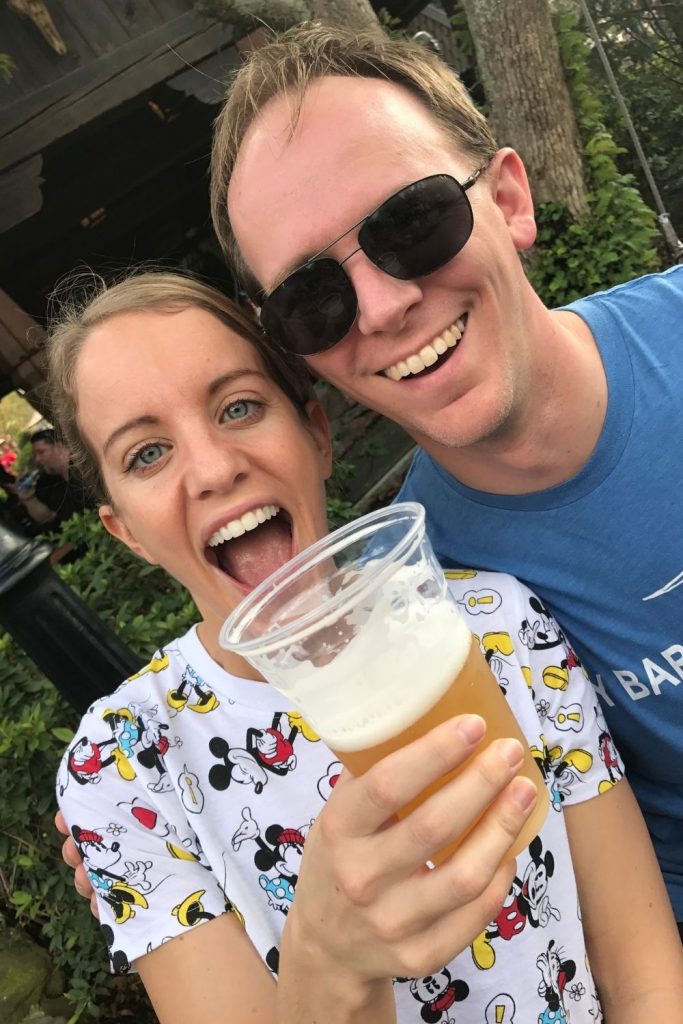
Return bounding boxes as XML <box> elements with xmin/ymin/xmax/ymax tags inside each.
<box><xmin>136</xmin><ymin>912</ymin><xmax>277</xmax><ymax>1024</ymax></box>
<box><xmin>565</xmin><ymin>779</ymin><xmax>683</xmax><ymax>1022</ymax></box>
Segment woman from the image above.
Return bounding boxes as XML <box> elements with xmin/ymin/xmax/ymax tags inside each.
<box><xmin>53</xmin><ymin>272</ymin><xmax>683</xmax><ymax>1023</ymax></box>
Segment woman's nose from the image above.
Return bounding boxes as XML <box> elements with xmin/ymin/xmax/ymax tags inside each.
<box><xmin>184</xmin><ymin>430</ymin><xmax>250</xmax><ymax>499</ymax></box>
<box><xmin>346</xmin><ymin>255</ymin><xmax>423</xmax><ymax>338</ymax></box>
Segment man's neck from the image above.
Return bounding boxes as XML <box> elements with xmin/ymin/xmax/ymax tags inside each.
<box><xmin>418</xmin><ymin>309</ymin><xmax>607</xmax><ymax>496</ymax></box>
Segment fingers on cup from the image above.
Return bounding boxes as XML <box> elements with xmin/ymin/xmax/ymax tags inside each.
<box><xmin>62</xmin><ymin>836</ymin><xmax>80</xmax><ymax>869</ymax></box>
<box><xmin>348</xmin><ymin>714</ymin><xmax>487</xmax><ymax>836</ymax></box>
<box><xmin>446</xmin><ymin>773</ymin><xmax>539</xmax><ymax>885</ymax></box>
<box><xmin>387</xmin><ymin>736</ymin><xmax>527</xmax><ymax>870</ymax></box>
<box><xmin>75</xmin><ymin>863</ymin><xmax>92</xmax><ymax>899</ymax></box>
<box><xmin>396</xmin><ymin>860</ymin><xmax>517</xmax><ymax>979</ymax></box>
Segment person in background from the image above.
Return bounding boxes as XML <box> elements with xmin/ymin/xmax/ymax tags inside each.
<box><xmin>0</xmin><ymin>438</ymin><xmax>17</xmax><ymax>472</ymax></box>
<box><xmin>16</xmin><ymin>428</ymin><xmax>91</xmax><ymax>530</ymax></box>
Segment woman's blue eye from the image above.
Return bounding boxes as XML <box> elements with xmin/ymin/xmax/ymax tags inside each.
<box><xmin>132</xmin><ymin>443</ymin><xmax>165</xmax><ymax>468</ymax></box>
<box><xmin>223</xmin><ymin>400</ymin><xmax>256</xmax><ymax>421</ymax></box>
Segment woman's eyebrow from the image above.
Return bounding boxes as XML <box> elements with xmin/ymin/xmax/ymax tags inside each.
<box><xmin>103</xmin><ymin>415</ymin><xmax>160</xmax><ymax>457</ymax></box>
<box><xmin>102</xmin><ymin>371</ymin><xmax>268</xmax><ymax>455</ymax></box>
<box><xmin>206</xmin><ymin>369</ymin><xmax>267</xmax><ymax>397</ymax></box>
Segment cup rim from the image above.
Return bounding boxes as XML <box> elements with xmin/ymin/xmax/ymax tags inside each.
<box><xmin>219</xmin><ymin>501</ymin><xmax>426</xmax><ymax>657</ymax></box>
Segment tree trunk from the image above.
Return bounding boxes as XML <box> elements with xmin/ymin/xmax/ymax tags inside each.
<box><xmin>460</xmin><ymin>0</ymin><xmax>588</xmax><ymax>219</ymax></box>
<box><xmin>311</xmin><ymin>0</ymin><xmax>381</xmax><ymax>32</ymax></box>
<box><xmin>198</xmin><ymin>0</ymin><xmax>381</xmax><ymax>38</ymax></box>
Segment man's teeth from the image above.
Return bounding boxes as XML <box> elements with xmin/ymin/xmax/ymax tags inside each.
<box><xmin>208</xmin><ymin>505</ymin><xmax>280</xmax><ymax>546</ymax></box>
<box><xmin>383</xmin><ymin>318</ymin><xmax>465</xmax><ymax>381</ymax></box>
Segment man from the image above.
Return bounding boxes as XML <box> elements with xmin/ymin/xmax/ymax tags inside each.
<box><xmin>17</xmin><ymin>428</ymin><xmax>90</xmax><ymax>529</ymax></box>
<box><xmin>210</xmin><ymin>25</ymin><xmax>683</xmax><ymax>931</ymax></box>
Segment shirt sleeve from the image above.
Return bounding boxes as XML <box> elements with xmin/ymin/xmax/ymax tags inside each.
<box><xmin>512</xmin><ymin>580</ymin><xmax>626</xmax><ymax>811</ymax></box>
<box><xmin>56</xmin><ymin>707</ymin><xmax>232</xmax><ymax>975</ymax></box>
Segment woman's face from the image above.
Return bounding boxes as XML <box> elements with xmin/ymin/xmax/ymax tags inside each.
<box><xmin>74</xmin><ymin>305</ymin><xmax>332</xmax><ymax>662</ymax></box>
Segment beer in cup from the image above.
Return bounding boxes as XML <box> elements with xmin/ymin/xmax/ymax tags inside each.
<box><xmin>220</xmin><ymin>503</ymin><xmax>549</xmax><ymax>862</ymax></box>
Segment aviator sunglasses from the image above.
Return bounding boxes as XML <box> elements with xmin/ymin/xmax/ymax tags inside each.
<box><xmin>258</xmin><ymin>164</ymin><xmax>488</xmax><ymax>356</ymax></box>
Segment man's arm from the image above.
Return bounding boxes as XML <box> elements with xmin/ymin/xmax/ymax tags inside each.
<box><xmin>565</xmin><ymin>780</ymin><xmax>683</xmax><ymax>1021</ymax></box>
<box><xmin>17</xmin><ymin>489</ymin><xmax>56</xmax><ymax>525</ymax></box>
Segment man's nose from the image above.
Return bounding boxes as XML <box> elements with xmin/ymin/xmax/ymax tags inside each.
<box><xmin>346</xmin><ymin>255</ymin><xmax>423</xmax><ymax>337</ymax></box>
<box><xmin>184</xmin><ymin>428</ymin><xmax>251</xmax><ymax>499</ymax></box>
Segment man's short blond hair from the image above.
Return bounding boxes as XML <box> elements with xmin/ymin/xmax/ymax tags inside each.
<box><xmin>210</xmin><ymin>22</ymin><xmax>498</xmax><ymax>294</ymax></box>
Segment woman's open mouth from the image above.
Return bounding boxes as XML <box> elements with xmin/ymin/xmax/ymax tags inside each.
<box><xmin>204</xmin><ymin>505</ymin><xmax>294</xmax><ymax>594</ymax></box>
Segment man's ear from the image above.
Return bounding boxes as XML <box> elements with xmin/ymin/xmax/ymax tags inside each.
<box><xmin>99</xmin><ymin>505</ymin><xmax>158</xmax><ymax>565</ymax></box>
<box><xmin>488</xmin><ymin>147</ymin><xmax>537</xmax><ymax>252</ymax></box>
<box><xmin>303</xmin><ymin>400</ymin><xmax>333</xmax><ymax>481</ymax></box>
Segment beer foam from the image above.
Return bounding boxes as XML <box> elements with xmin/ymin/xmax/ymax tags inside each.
<box><xmin>268</xmin><ymin>564</ymin><xmax>471</xmax><ymax>751</ymax></box>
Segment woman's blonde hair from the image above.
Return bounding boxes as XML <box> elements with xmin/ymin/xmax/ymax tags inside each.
<box><xmin>46</xmin><ymin>270</ymin><xmax>315</xmax><ymax>503</ymax></box>
<box><xmin>210</xmin><ymin>22</ymin><xmax>498</xmax><ymax>294</ymax></box>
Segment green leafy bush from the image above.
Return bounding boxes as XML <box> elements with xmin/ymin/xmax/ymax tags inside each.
<box><xmin>527</xmin><ymin>11</ymin><xmax>660</xmax><ymax>306</ymax></box>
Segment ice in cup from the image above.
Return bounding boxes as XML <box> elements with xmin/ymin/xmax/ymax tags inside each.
<box><xmin>220</xmin><ymin>503</ymin><xmax>549</xmax><ymax>862</ymax></box>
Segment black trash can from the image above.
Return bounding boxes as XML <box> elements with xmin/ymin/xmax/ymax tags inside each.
<box><xmin>0</xmin><ymin>522</ymin><xmax>144</xmax><ymax>713</ymax></box>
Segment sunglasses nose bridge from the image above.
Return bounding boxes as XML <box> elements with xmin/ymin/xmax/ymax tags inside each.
<box><xmin>338</xmin><ymin>243</ymin><xmax>363</xmax><ymax>269</ymax></box>
<box><xmin>348</xmin><ymin>258</ymin><xmax>423</xmax><ymax>339</ymax></box>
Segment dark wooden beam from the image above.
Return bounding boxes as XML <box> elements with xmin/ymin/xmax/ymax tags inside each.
<box><xmin>0</xmin><ymin>12</ymin><xmax>237</xmax><ymax>172</ymax></box>
<box><xmin>0</xmin><ymin>289</ymin><xmax>48</xmax><ymax>408</ymax></box>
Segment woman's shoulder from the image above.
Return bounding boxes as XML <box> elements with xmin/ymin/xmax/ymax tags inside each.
<box><xmin>443</xmin><ymin>568</ymin><xmax>542</xmax><ymax>637</ymax></box>
<box><xmin>55</xmin><ymin>633</ymin><xmax>190</xmax><ymax>795</ymax></box>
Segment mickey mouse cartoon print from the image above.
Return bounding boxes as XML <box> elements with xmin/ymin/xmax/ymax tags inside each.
<box><xmin>399</xmin><ymin>969</ymin><xmax>469</xmax><ymax>1023</ymax></box>
<box><xmin>536</xmin><ymin>940</ymin><xmax>576</xmax><ymax>1024</ymax></box>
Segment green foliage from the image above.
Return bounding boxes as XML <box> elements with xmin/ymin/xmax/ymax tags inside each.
<box><xmin>0</xmin><ymin>53</ymin><xmax>15</xmax><ymax>85</ymax></box>
<box><xmin>527</xmin><ymin>10</ymin><xmax>660</xmax><ymax>307</ymax></box>
<box><xmin>55</xmin><ymin>512</ymin><xmax>197</xmax><ymax>650</ymax></box>
<box><xmin>376</xmin><ymin>7</ymin><xmax>407</xmax><ymax>37</ymax></box>
<box><xmin>14</xmin><ymin>429</ymin><xmax>37</xmax><ymax>475</ymax></box>
<box><xmin>587</xmin><ymin>0</ymin><xmax>683</xmax><ymax>238</ymax></box>
<box><xmin>326</xmin><ymin>496</ymin><xmax>356</xmax><ymax>528</ymax></box>
<box><xmin>0</xmin><ymin>392</ymin><xmax>35</xmax><ymax>444</ymax></box>
<box><xmin>0</xmin><ymin>511</ymin><xmax>197</xmax><ymax>1023</ymax></box>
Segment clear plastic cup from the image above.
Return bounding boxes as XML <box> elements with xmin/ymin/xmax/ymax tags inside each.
<box><xmin>220</xmin><ymin>502</ymin><xmax>548</xmax><ymax>861</ymax></box>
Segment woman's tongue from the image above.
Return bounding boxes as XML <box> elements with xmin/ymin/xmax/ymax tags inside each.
<box><xmin>216</xmin><ymin>516</ymin><xmax>293</xmax><ymax>590</ymax></box>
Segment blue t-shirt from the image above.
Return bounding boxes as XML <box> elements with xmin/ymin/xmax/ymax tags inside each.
<box><xmin>398</xmin><ymin>265</ymin><xmax>683</xmax><ymax>917</ymax></box>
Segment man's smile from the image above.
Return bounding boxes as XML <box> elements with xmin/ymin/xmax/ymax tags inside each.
<box><xmin>381</xmin><ymin>315</ymin><xmax>466</xmax><ymax>380</ymax></box>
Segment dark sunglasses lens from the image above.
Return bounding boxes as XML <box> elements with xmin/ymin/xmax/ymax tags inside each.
<box><xmin>260</xmin><ymin>259</ymin><xmax>357</xmax><ymax>356</ymax></box>
<box><xmin>360</xmin><ymin>175</ymin><xmax>474</xmax><ymax>280</ymax></box>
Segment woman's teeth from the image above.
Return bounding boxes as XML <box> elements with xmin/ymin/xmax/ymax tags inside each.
<box><xmin>383</xmin><ymin>317</ymin><xmax>465</xmax><ymax>381</ymax></box>
<box><xmin>208</xmin><ymin>505</ymin><xmax>280</xmax><ymax>546</ymax></box>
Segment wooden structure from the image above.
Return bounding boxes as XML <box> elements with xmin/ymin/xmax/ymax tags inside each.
<box><xmin>0</xmin><ymin>0</ymin><xmax>240</xmax><ymax>408</ymax></box>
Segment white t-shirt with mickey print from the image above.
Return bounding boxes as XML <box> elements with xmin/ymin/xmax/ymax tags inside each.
<box><xmin>57</xmin><ymin>571</ymin><xmax>623</xmax><ymax>1023</ymax></box>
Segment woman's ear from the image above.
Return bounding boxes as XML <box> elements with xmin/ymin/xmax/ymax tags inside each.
<box><xmin>99</xmin><ymin>505</ymin><xmax>159</xmax><ymax>565</ymax></box>
<box><xmin>303</xmin><ymin>400</ymin><xmax>333</xmax><ymax>481</ymax></box>
<box><xmin>487</xmin><ymin>147</ymin><xmax>537</xmax><ymax>252</ymax></box>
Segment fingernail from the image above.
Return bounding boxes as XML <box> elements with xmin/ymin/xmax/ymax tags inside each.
<box><xmin>498</xmin><ymin>738</ymin><xmax>524</xmax><ymax>768</ymax></box>
<box><xmin>456</xmin><ymin>714</ymin><xmax>486</xmax><ymax>744</ymax></box>
<box><xmin>510</xmin><ymin>778</ymin><xmax>538</xmax><ymax>812</ymax></box>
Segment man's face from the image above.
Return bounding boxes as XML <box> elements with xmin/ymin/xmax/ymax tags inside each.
<box><xmin>32</xmin><ymin>439</ymin><xmax>63</xmax><ymax>473</ymax></box>
<box><xmin>228</xmin><ymin>76</ymin><xmax>538</xmax><ymax>456</ymax></box>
